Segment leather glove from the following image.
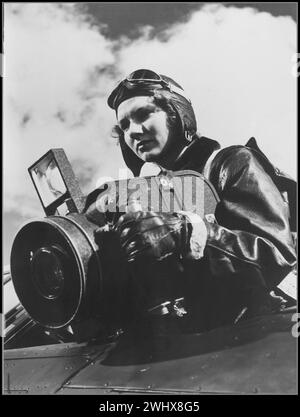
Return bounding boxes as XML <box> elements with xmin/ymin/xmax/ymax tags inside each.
<box><xmin>114</xmin><ymin>211</ymin><xmax>208</xmax><ymax>264</ymax></box>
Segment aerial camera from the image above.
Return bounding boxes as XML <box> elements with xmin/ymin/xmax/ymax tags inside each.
<box><xmin>10</xmin><ymin>149</ymin><xmax>219</xmax><ymax>341</ymax></box>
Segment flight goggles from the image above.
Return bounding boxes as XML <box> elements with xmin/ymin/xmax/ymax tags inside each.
<box><xmin>107</xmin><ymin>69</ymin><xmax>191</xmax><ymax>110</ymax></box>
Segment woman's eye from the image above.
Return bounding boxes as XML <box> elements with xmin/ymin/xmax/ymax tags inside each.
<box><xmin>119</xmin><ymin>120</ymin><xmax>129</xmax><ymax>131</ymax></box>
<box><xmin>136</xmin><ymin>109</ymin><xmax>150</xmax><ymax>121</ymax></box>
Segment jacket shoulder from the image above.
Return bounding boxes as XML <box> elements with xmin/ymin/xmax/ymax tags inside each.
<box><xmin>211</xmin><ymin>144</ymin><xmax>256</xmax><ymax>175</ymax></box>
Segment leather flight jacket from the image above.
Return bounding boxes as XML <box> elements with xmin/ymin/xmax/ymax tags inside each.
<box><xmin>86</xmin><ymin>135</ymin><xmax>296</xmax><ymax>330</ymax></box>
<box><xmin>170</xmin><ymin>136</ymin><xmax>297</xmax><ymax>330</ymax></box>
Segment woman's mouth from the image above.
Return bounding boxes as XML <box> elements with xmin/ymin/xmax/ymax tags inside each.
<box><xmin>136</xmin><ymin>140</ymin><xmax>155</xmax><ymax>153</ymax></box>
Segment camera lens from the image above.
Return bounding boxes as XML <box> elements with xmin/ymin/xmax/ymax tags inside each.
<box><xmin>31</xmin><ymin>247</ymin><xmax>65</xmax><ymax>300</ymax></box>
<box><xmin>10</xmin><ymin>216</ymin><xmax>101</xmax><ymax>329</ymax></box>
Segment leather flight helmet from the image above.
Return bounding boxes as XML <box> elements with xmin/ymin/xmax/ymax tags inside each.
<box><xmin>108</xmin><ymin>69</ymin><xmax>197</xmax><ymax>176</ymax></box>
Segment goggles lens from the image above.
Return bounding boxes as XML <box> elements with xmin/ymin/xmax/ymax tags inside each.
<box><xmin>126</xmin><ymin>69</ymin><xmax>163</xmax><ymax>83</ymax></box>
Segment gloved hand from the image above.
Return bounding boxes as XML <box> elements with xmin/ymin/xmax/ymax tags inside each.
<box><xmin>113</xmin><ymin>211</ymin><xmax>208</xmax><ymax>263</ymax></box>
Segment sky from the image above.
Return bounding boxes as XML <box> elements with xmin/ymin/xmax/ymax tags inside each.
<box><xmin>3</xmin><ymin>2</ymin><xmax>297</xmax><ymax>266</ymax></box>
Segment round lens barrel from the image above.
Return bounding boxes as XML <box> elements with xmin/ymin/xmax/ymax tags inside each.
<box><xmin>10</xmin><ymin>215</ymin><xmax>101</xmax><ymax>329</ymax></box>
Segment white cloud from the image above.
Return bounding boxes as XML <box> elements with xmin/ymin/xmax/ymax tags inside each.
<box><xmin>4</xmin><ymin>3</ymin><xmax>297</xmax><ymax>219</ymax></box>
<box><xmin>117</xmin><ymin>4</ymin><xmax>297</xmax><ymax>177</ymax></box>
<box><xmin>4</xmin><ymin>3</ymin><xmax>127</xmax><ymax>216</ymax></box>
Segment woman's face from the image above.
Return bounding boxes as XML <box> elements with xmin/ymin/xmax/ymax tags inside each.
<box><xmin>117</xmin><ymin>96</ymin><xmax>178</xmax><ymax>165</ymax></box>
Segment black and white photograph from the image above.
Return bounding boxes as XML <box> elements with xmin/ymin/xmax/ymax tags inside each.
<box><xmin>3</xmin><ymin>2</ymin><xmax>298</xmax><ymax>397</ymax></box>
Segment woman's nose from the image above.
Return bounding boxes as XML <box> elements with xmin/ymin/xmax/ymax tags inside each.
<box><xmin>129</xmin><ymin>121</ymin><xmax>143</xmax><ymax>137</ymax></box>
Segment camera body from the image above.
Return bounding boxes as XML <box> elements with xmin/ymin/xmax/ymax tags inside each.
<box><xmin>10</xmin><ymin>149</ymin><xmax>219</xmax><ymax>342</ymax></box>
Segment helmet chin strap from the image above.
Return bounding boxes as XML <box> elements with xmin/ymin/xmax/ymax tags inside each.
<box><xmin>174</xmin><ymin>138</ymin><xmax>194</xmax><ymax>164</ymax></box>
<box><xmin>184</xmin><ymin>128</ymin><xmax>193</xmax><ymax>144</ymax></box>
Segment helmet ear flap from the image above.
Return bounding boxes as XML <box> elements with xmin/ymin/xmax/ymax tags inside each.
<box><xmin>169</xmin><ymin>99</ymin><xmax>197</xmax><ymax>146</ymax></box>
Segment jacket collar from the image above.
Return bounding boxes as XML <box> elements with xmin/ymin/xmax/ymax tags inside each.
<box><xmin>172</xmin><ymin>135</ymin><xmax>221</xmax><ymax>173</ymax></box>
